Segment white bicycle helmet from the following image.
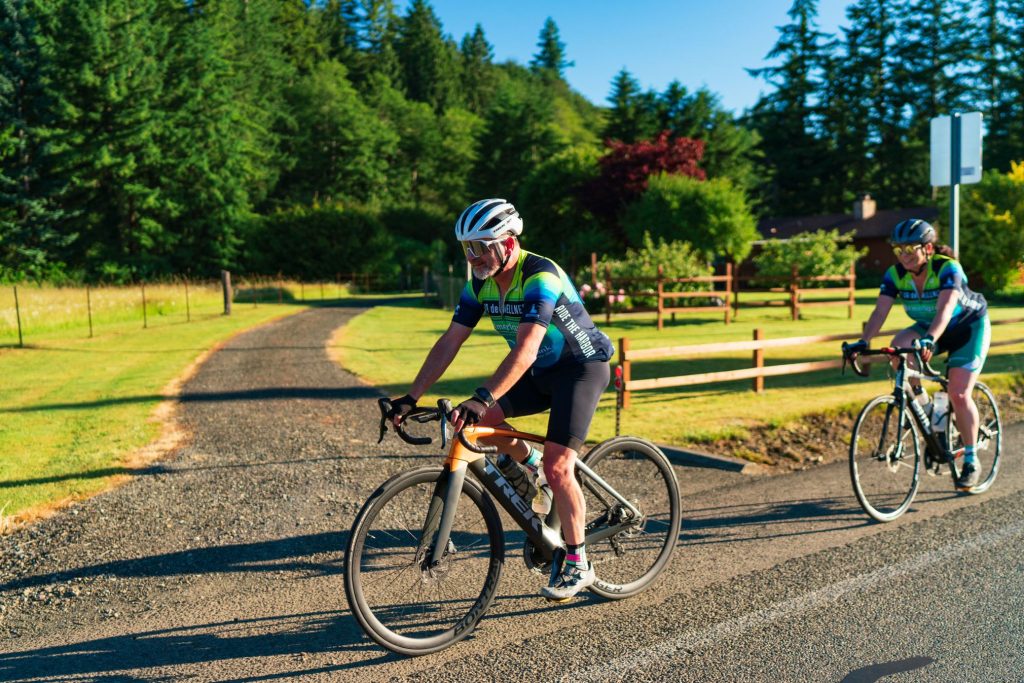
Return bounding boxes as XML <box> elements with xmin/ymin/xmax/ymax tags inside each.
<box><xmin>454</xmin><ymin>199</ymin><xmax>523</xmax><ymax>242</ymax></box>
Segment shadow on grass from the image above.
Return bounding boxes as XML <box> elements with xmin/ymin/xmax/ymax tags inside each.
<box><xmin>1</xmin><ymin>386</ymin><xmax>383</xmax><ymax>413</ymax></box>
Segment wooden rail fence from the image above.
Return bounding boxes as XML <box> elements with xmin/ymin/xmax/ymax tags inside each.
<box><xmin>590</xmin><ymin>254</ymin><xmax>856</xmax><ymax>327</ymax></box>
<box><xmin>615</xmin><ymin>317</ymin><xmax>1024</xmax><ymax>410</ymax></box>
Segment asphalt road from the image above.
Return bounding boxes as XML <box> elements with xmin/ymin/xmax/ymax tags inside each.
<box><xmin>1</xmin><ymin>305</ymin><xmax>1020</xmax><ymax>682</ymax></box>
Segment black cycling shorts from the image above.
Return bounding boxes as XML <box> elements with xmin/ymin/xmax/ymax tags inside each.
<box><xmin>497</xmin><ymin>361</ymin><xmax>610</xmax><ymax>452</ymax></box>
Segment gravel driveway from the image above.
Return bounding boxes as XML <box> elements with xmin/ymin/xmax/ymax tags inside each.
<box><xmin>0</xmin><ymin>304</ymin><xmax>430</xmax><ymax>680</ymax></box>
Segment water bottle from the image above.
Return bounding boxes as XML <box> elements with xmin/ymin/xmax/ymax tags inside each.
<box><xmin>532</xmin><ymin>469</ymin><xmax>552</xmax><ymax>515</ymax></box>
<box><xmin>931</xmin><ymin>391</ymin><xmax>949</xmax><ymax>432</ymax></box>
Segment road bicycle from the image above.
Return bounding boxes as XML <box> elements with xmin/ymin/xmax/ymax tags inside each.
<box><xmin>843</xmin><ymin>343</ymin><xmax>1002</xmax><ymax>522</ymax></box>
<box><xmin>343</xmin><ymin>398</ymin><xmax>682</xmax><ymax>656</ymax></box>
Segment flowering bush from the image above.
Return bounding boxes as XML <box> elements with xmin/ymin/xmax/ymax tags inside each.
<box><xmin>579</xmin><ymin>232</ymin><xmax>713</xmax><ymax>312</ymax></box>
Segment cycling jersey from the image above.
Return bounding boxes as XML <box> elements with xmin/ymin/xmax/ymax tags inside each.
<box><xmin>452</xmin><ymin>249</ymin><xmax>614</xmax><ymax>370</ymax></box>
<box><xmin>879</xmin><ymin>254</ymin><xmax>988</xmax><ymax>330</ymax></box>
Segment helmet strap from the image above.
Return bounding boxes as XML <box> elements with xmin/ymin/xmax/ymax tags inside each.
<box><xmin>497</xmin><ymin>237</ymin><xmax>514</xmax><ymax>272</ymax></box>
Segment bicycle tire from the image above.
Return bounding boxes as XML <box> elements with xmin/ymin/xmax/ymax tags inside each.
<box><xmin>344</xmin><ymin>466</ymin><xmax>504</xmax><ymax>656</ymax></box>
<box><xmin>947</xmin><ymin>381</ymin><xmax>1003</xmax><ymax>494</ymax></box>
<box><xmin>849</xmin><ymin>395</ymin><xmax>922</xmax><ymax>522</ymax></box>
<box><xmin>579</xmin><ymin>436</ymin><xmax>681</xmax><ymax>599</ymax></box>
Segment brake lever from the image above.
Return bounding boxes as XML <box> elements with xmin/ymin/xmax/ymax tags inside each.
<box><xmin>377</xmin><ymin>397</ymin><xmax>391</xmax><ymax>444</ymax></box>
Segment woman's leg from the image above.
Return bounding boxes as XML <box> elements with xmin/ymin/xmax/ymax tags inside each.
<box><xmin>947</xmin><ymin>367</ymin><xmax>980</xmax><ymax>448</ymax></box>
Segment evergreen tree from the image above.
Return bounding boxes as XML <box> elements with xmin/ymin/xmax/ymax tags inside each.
<box><xmin>530</xmin><ymin>17</ymin><xmax>573</xmax><ymax>78</ymax></box>
<box><xmin>42</xmin><ymin>0</ymin><xmax>174</xmax><ymax>278</ymax></box>
<box><xmin>0</xmin><ymin>0</ymin><xmax>67</xmax><ymax>278</ymax></box>
<box><xmin>747</xmin><ymin>0</ymin><xmax>832</xmax><ymax>216</ymax></box>
<box><xmin>470</xmin><ymin>71</ymin><xmax>561</xmax><ymax>199</ymax></box>
<box><xmin>975</xmin><ymin>0</ymin><xmax>1023</xmax><ymax>172</ymax></box>
<box><xmin>604</xmin><ymin>68</ymin><xmax>658</xmax><ymax>142</ymax></box>
<box><xmin>280</xmin><ymin>60</ymin><xmax>397</xmax><ymax>205</ymax></box>
<box><xmin>317</xmin><ymin>0</ymin><xmax>361</xmax><ymax>69</ymax></box>
<box><xmin>459</xmin><ymin>24</ymin><xmax>495</xmax><ymax>114</ymax></box>
<box><xmin>352</xmin><ymin>0</ymin><xmax>401</xmax><ymax>91</ymax></box>
<box><xmin>396</xmin><ymin>0</ymin><xmax>460</xmax><ymax>112</ymax></box>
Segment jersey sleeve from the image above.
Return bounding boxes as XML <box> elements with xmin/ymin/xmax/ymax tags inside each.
<box><xmin>879</xmin><ymin>267</ymin><xmax>899</xmax><ymax>298</ymax></box>
<box><xmin>451</xmin><ymin>280</ymin><xmax>484</xmax><ymax>328</ymax></box>
<box><xmin>937</xmin><ymin>259</ymin><xmax>967</xmax><ymax>291</ymax></box>
<box><xmin>520</xmin><ymin>261</ymin><xmax>561</xmax><ymax>328</ymax></box>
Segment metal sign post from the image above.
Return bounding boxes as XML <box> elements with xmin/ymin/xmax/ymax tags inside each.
<box><xmin>950</xmin><ymin>114</ymin><xmax>961</xmax><ymax>258</ymax></box>
<box><xmin>930</xmin><ymin>112</ymin><xmax>983</xmax><ymax>260</ymax></box>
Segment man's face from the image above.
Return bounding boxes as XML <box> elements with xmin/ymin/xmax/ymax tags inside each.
<box><xmin>463</xmin><ymin>238</ymin><xmax>507</xmax><ymax>279</ymax></box>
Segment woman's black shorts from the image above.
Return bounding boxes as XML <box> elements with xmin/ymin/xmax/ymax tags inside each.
<box><xmin>497</xmin><ymin>360</ymin><xmax>610</xmax><ymax>452</ymax></box>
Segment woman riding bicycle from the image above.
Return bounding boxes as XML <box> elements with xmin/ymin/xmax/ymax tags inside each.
<box><xmin>846</xmin><ymin>218</ymin><xmax>990</xmax><ymax>490</ymax></box>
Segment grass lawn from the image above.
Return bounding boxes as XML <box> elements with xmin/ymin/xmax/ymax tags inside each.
<box><xmin>334</xmin><ymin>289</ymin><xmax>1024</xmax><ymax>448</ymax></box>
<box><xmin>0</xmin><ymin>288</ymin><xmax>315</xmax><ymax>528</ymax></box>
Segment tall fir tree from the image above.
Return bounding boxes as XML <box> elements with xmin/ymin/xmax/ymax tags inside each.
<box><xmin>530</xmin><ymin>17</ymin><xmax>573</xmax><ymax>78</ymax></box>
<box><xmin>0</xmin><ymin>0</ymin><xmax>67</xmax><ymax>278</ymax></box>
<box><xmin>41</xmin><ymin>0</ymin><xmax>175</xmax><ymax>277</ymax></box>
<box><xmin>459</xmin><ymin>24</ymin><xmax>495</xmax><ymax>115</ymax></box>
<box><xmin>747</xmin><ymin>0</ymin><xmax>832</xmax><ymax>216</ymax></box>
<box><xmin>604</xmin><ymin>68</ymin><xmax>658</xmax><ymax>143</ymax></box>
<box><xmin>975</xmin><ymin>0</ymin><xmax>1024</xmax><ymax>172</ymax></box>
<box><xmin>396</xmin><ymin>0</ymin><xmax>460</xmax><ymax>112</ymax></box>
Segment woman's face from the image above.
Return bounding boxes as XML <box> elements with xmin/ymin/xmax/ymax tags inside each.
<box><xmin>893</xmin><ymin>242</ymin><xmax>931</xmax><ymax>271</ymax></box>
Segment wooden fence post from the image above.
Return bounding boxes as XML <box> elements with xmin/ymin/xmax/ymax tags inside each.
<box><xmin>13</xmin><ymin>285</ymin><xmax>23</xmax><ymax>347</ymax></box>
<box><xmin>753</xmin><ymin>328</ymin><xmax>764</xmax><ymax>393</ymax></box>
<box><xmin>619</xmin><ymin>337</ymin><xmax>631</xmax><ymax>409</ymax></box>
<box><xmin>184</xmin><ymin>276</ymin><xmax>191</xmax><ymax>322</ymax></box>
<box><xmin>724</xmin><ymin>262</ymin><xmax>733</xmax><ymax>325</ymax></box>
<box><xmin>848</xmin><ymin>261</ymin><xmax>856</xmax><ymax>319</ymax></box>
<box><xmin>604</xmin><ymin>264</ymin><xmax>613</xmax><ymax>326</ymax></box>
<box><xmin>141</xmin><ymin>281</ymin><xmax>148</xmax><ymax>328</ymax></box>
<box><xmin>591</xmin><ymin>252</ymin><xmax>598</xmax><ymax>287</ymax></box>
<box><xmin>790</xmin><ymin>264</ymin><xmax>799</xmax><ymax>321</ymax></box>
<box><xmin>86</xmin><ymin>285</ymin><xmax>94</xmax><ymax>337</ymax></box>
<box><xmin>656</xmin><ymin>264</ymin><xmax>664</xmax><ymax>331</ymax></box>
<box><xmin>221</xmin><ymin>270</ymin><xmax>232</xmax><ymax>315</ymax></box>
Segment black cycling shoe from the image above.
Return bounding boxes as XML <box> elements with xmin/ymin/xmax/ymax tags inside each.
<box><xmin>955</xmin><ymin>459</ymin><xmax>981</xmax><ymax>491</ymax></box>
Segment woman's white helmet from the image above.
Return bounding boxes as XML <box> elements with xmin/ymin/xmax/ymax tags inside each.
<box><xmin>454</xmin><ymin>199</ymin><xmax>523</xmax><ymax>242</ymax></box>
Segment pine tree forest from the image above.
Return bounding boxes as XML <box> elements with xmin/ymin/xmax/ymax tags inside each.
<box><xmin>0</xmin><ymin>0</ymin><xmax>1022</xmax><ymax>283</ymax></box>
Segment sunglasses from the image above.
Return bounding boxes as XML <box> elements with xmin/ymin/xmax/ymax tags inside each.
<box><xmin>892</xmin><ymin>244</ymin><xmax>925</xmax><ymax>256</ymax></box>
<box><xmin>461</xmin><ymin>239</ymin><xmax>501</xmax><ymax>259</ymax></box>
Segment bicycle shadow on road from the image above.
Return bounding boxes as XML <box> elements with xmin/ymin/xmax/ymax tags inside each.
<box><xmin>0</xmin><ymin>609</ymin><xmax>403</xmax><ymax>681</ymax></box>
<box><xmin>0</xmin><ymin>531</ymin><xmax>352</xmax><ymax>595</ymax></box>
<box><xmin>679</xmin><ymin>495</ymin><xmax>869</xmax><ymax>545</ymax></box>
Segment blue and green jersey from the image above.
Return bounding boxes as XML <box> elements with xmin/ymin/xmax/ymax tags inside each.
<box><xmin>452</xmin><ymin>249</ymin><xmax>613</xmax><ymax>370</ymax></box>
<box><xmin>879</xmin><ymin>254</ymin><xmax>987</xmax><ymax>329</ymax></box>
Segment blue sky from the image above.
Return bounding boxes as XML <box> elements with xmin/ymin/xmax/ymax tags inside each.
<box><xmin>420</xmin><ymin>0</ymin><xmax>852</xmax><ymax>114</ymax></box>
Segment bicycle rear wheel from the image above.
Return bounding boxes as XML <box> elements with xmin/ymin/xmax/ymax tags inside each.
<box><xmin>849</xmin><ymin>395</ymin><xmax>922</xmax><ymax>522</ymax></box>
<box><xmin>344</xmin><ymin>466</ymin><xmax>504</xmax><ymax>656</ymax></box>
<box><xmin>579</xmin><ymin>436</ymin><xmax>681</xmax><ymax>599</ymax></box>
<box><xmin>947</xmin><ymin>381</ymin><xmax>1002</xmax><ymax>494</ymax></box>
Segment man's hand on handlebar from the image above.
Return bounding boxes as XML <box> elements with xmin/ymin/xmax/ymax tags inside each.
<box><xmin>451</xmin><ymin>396</ymin><xmax>487</xmax><ymax>432</ymax></box>
<box><xmin>389</xmin><ymin>393</ymin><xmax>417</xmax><ymax>426</ymax></box>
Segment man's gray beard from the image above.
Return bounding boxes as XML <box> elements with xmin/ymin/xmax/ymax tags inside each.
<box><xmin>472</xmin><ymin>263</ymin><xmax>499</xmax><ymax>280</ymax></box>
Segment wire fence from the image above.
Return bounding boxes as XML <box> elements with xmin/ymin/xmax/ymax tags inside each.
<box><xmin>0</xmin><ymin>273</ymin><xmax>390</xmax><ymax>347</ymax></box>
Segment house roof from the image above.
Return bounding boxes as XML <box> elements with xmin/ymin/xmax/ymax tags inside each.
<box><xmin>757</xmin><ymin>206</ymin><xmax>940</xmax><ymax>241</ymax></box>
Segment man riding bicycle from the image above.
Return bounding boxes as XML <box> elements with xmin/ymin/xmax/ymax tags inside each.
<box><xmin>390</xmin><ymin>198</ymin><xmax>614</xmax><ymax>600</ymax></box>
<box><xmin>846</xmin><ymin>218</ymin><xmax>990</xmax><ymax>490</ymax></box>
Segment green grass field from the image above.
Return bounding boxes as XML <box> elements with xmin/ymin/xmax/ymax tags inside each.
<box><xmin>0</xmin><ymin>293</ymin><xmax>314</xmax><ymax>528</ymax></box>
<box><xmin>335</xmin><ymin>290</ymin><xmax>1024</xmax><ymax>447</ymax></box>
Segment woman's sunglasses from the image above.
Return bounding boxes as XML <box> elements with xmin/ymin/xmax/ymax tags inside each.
<box><xmin>892</xmin><ymin>244</ymin><xmax>925</xmax><ymax>256</ymax></box>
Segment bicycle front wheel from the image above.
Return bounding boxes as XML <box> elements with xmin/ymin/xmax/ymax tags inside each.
<box><xmin>580</xmin><ymin>436</ymin><xmax>681</xmax><ymax>599</ymax></box>
<box><xmin>947</xmin><ymin>381</ymin><xmax>1003</xmax><ymax>494</ymax></box>
<box><xmin>850</xmin><ymin>395</ymin><xmax>922</xmax><ymax>522</ymax></box>
<box><xmin>344</xmin><ymin>466</ymin><xmax>504</xmax><ymax>656</ymax></box>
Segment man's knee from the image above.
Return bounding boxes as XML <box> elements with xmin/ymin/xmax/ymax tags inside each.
<box><xmin>542</xmin><ymin>442</ymin><xmax>578</xmax><ymax>485</ymax></box>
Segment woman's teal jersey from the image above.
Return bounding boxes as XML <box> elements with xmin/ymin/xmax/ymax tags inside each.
<box><xmin>879</xmin><ymin>254</ymin><xmax>987</xmax><ymax>330</ymax></box>
<box><xmin>452</xmin><ymin>249</ymin><xmax>613</xmax><ymax>370</ymax></box>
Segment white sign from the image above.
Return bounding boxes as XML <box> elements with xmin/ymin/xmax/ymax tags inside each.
<box><xmin>930</xmin><ymin>112</ymin><xmax>983</xmax><ymax>186</ymax></box>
